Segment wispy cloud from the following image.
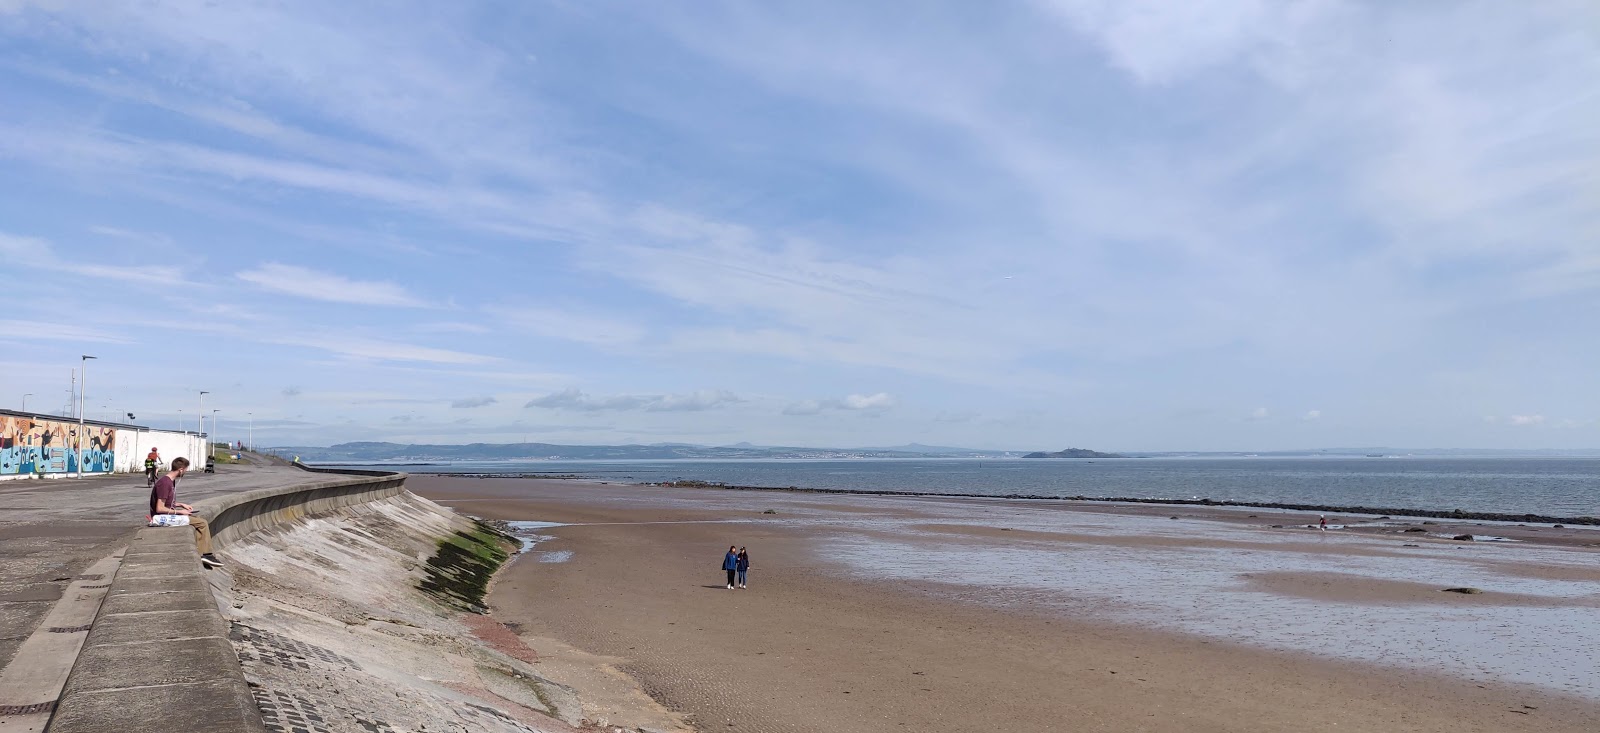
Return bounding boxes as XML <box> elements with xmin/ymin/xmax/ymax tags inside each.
<box><xmin>237</xmin><ymin>263</ymin><xmax>427</xmax><ymax>307</ymax></box>
<box><xmin>525</xmin><ymin>388</ymin><xmax>742</xmax><ymax>412</ymax></box>
<box><xmin>784</xmin><ymin>393</ymin><xmax>897</xmax><ymax>416</ymax></box>
<box><xmin>0</xmin><ymin>319</ymin><xmax>133</xmax><ymax>344</ymax></box>
<box><xmin>487</xmin><ymin>305</ymin><xmax>645</xmax><ymax>348</ymax></box>
<box><xmin>0</xmin><ymin>231</ymin><xmax>188</xmax><ymax>286</ymax></box>
<box><xmin>450</xmin><ymin>396</ymin><xmax>497</xmax><ymax>409</ymax></box>
<box><xmin>266</xmin><ymin>332</ymin><xmax>495</xmax><ymax>365</ymax></box>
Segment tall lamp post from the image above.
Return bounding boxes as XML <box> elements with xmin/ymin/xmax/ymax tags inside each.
<box><xmin>21</xmin><ymin>393</ymin><xmax>30</xmax><ymax>412</ymax></box>
<box><xmin>248</xmin><ymin>412</ymin><xmax>253</xmax><ymax>452</ymax></box>
<box><xmin>78</xmin><ymin>355</ymin><xmax>97</xmax><ymax>476</ymax></box>
<box><xmin>212</xmin><ymin>409</ymin><xmax>220</xmax><ymax>453</ymax></box>
<box><xmin>198</xmin><ymin>391</ymin><xmax>209</xmax><ymax>442</ymax></box>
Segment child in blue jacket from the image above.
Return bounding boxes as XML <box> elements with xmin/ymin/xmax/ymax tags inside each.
<box><xmin>722</xmin><ymin>546</ymin><xmax>739</xmax><ymax>589</ymax></box>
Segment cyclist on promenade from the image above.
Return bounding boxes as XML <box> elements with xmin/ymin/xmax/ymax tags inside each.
<box><xmin>144</xmin><ymin>447</ymin><xmax>162</xmax><ymax>486</ymax></box>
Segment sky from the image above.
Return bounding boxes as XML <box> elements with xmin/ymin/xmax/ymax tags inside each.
<box><xmin>1</xmin><ymin>1</ymin><xmax>1597</xmax><ymax>452</ymax></box>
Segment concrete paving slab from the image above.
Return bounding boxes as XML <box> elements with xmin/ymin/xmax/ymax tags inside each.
<box><xmin>48</xmin><ymin>677</ymin><xmax>264</xmax><ymax>733</ymax></box>
<box><xmin>66</xmin><ymin>636</ymin><xmax>243</xmax><ymax>691</ymax></box>
<box><xmin>106</xmin><ymin>575</ymin><xmax>208</xmax><ymax>597</ymax></box>
<box><xmin>99</xmin><ymin>590</ymin><xmax>212</xmax><ymax>616</ymax></box>
<box><xmin>0</xmin><ymin>464</ymin><xmax>316</xmax><ymax>674</ymax></box>
<box><xmin>0</xmin><ymin>555</ymin><xmax>120</xmax><ymax>724</ymax></box>
<box><xmin>85</xmin><ymin>610</ymin><xmax>227</xmax><ymax>647</ymax></box>
<box><xmin>114</xmin><ymin>563</ymin><xmax>201</xmax><ymax>580</ymax></box>
<box><xmin>124</xmin><ymin>534</ymin><xmax>190</xmax><ymax>551</ymax></box>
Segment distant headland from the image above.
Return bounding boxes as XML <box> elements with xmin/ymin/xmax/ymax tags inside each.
<box><xmin>1021</xmin><ymin>447</ymin><xmax>1125</xmax><ymax>459</ymax></box>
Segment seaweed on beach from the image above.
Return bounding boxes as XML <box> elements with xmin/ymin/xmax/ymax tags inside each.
<box><xmin>418</xmin><ymin>521</ymin><xmax>517</xmax><ymax>613</ymax></box>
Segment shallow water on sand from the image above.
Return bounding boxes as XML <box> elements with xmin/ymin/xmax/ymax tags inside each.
<box><xmin>495</xmin><ymin>492</ymin><xmax>1600</xmax><ymax>700</ymax></box>
<box><xmin>818</xmin><ymin>507</ymin><xmax>1600</xmax><ymax>699</ymax></box>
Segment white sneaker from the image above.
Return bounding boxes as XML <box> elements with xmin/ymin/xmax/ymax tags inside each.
<box><xmin>727</xmin><ymin>584</ymin><xmax>734</xmax><ymax>589</ymax></box>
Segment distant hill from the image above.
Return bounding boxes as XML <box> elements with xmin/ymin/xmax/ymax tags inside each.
<box><xmin>1022</xmin><ymin>447</ymin><xmax>1124</xmax><ymax>459</ymax></box>
<box><xmin>856</xmin><ymin>443</ymin><xmax>1010</xmax><ymax>455</ymax></box>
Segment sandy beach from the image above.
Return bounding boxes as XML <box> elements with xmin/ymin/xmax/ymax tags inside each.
<box><xmin>411</xmin><ymin>476</ymin><xmax>1600</xmax><ymax>733</ymax></box>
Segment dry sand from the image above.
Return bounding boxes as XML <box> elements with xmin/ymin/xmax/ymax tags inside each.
<box><xmin>412</xmin><ymin>476</ymin><xmax>1600</xmax><ymax>733</ymax></box>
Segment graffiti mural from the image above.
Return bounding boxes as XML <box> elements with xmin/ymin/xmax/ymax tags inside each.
<box><xmin>0</xmin><ymin>416</ymin><xmax>115</xmax><ymax>475</ymax></box>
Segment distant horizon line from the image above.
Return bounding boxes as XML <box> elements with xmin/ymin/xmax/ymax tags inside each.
<box><xmin>267</xmin><ymin>440</ymin><xmax>1600</xmax><ymax>455</ymax></box>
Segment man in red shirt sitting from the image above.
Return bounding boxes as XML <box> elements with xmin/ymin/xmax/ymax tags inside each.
<box><xmin>147</xmin><ymin>457</ymin><xmax>223</xmax><ymax>568</ymax></box>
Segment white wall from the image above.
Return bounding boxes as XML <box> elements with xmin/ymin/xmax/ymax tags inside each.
<box><xmin>114</xmin><ymin>428</ymin><xmax>208</xmax><ymax>474</ymax></box>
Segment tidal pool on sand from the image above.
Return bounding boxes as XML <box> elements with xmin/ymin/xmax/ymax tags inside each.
<box><xmin>820</xmin><ymin>508</ymin><xmax>1600</xmax><ymax>699</ymax></box>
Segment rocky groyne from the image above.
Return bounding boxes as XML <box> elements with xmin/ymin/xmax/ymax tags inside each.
<box><xmin>653</xmin><ymin>481</ymin><xmax>1600</xmax><ymax>526</ymax></box>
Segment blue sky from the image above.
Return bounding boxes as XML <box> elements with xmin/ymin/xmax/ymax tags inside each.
<box><xmin>2</xmin><ymin>1</ymin><xmax>1597</xmax><ymax>451</ymax></box>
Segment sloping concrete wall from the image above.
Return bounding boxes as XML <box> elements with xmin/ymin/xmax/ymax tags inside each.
<box><xmin>48</xmin><ymin>468</ymin><xmax>405</xmax><ymax>733</ymax></box>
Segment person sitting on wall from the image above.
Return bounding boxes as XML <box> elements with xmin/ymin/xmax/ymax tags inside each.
<box><xmin>147</xmin><ymin>457</ymin><xmax>224</xmax><ymax>568</ymax></box>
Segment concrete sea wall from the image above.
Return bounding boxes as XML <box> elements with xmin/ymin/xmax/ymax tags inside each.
<box><xmin>48</xmin><ymin>468</ymin><xmax>587</xmax><ymax>733</ymax></box>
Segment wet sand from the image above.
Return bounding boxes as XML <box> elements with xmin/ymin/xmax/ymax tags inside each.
<box><xmin>411</xmin><ymin>476</ymin><xmax>1600</xmax><ymax>733</ymax></box>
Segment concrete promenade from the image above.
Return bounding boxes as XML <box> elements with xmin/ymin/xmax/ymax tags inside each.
<box><xmin>0</xmin><ymin>457</ymin><xmax>304</xmax><ymax>674</ymax></box>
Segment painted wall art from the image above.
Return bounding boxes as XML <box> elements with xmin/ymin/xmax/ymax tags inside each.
<box><xmin>0</xmin><ymin>415</ymin><xmax>115</xmax><ymax>475</ymax></box>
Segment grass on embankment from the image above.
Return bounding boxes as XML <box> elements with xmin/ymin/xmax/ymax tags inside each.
<box><xmin>419</xmin><ymin>520</ymin><xmax>518</xmax><ymax>613</ymax></box>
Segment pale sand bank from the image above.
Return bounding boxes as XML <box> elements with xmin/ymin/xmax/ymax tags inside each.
<box><xmin>413</xmin><ymin>476</ymin><xmax>1600</xmax><ymax>733</ymax></box>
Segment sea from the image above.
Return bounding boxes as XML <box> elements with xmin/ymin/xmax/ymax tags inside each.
<box><xmin>338</xmin><ymin>456</ymin><xmax>1600</xmax><ymax>517</ymax></box>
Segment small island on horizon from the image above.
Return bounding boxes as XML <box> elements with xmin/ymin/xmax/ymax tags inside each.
<box><xmin>1022</xmin><ymin>447</ymin><xmax>1125</xmax><ymax>459</ymax></box>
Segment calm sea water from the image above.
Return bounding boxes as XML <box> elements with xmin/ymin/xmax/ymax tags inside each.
<box><xmin>354</xmin><ymin>457</ymin><xmax>1600</xmax><ymax>517</ymax></box>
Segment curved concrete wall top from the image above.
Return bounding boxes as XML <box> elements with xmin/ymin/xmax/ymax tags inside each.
<box><xmin>200</xmin><ymin>471</ymin><xmax>407</xmax><ymax>549</ymax></box>
<box><xmin>50</xmin><ymin>468</ymin><xmax>407</xmax><ymax>733</ymax></box>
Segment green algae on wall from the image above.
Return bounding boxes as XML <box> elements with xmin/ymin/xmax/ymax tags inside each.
<box><xmin>418</xmin><ymin>521</ymin><xmax>517</xmax><ymax>613</ymax></box>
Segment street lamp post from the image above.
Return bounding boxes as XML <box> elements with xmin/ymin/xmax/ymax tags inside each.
<box><xmin>21</xmin><ymin>393</ymin><xmax>30</xmax><ymax>412</ymax></box>
<box><xmin>212</xmin><ymin>409</ymin><xmax>220</xmax><ymax>452</ymax></box>
<box><xmin>78</xmin><ymin>355</ymin><xmax>97</xmax><ymax>476</ymax></box>
<box><xmin>177</xmin><ymin>409</ymin><xmax>183</xmax><ymax>432</ymax></box>
<box><xmin>248</xmin><ymin>412</ymin><xmax>253</xmax><ymax>452</ymax></box>
<box><xmin>198</xmin><ymin>391</ymin><xmax>209</xmax><ymax>442</ymax></box>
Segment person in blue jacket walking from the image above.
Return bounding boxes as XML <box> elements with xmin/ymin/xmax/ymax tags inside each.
<box><xmin>722</xmin><ymin>546</ymin><xmax>739</xmax><ymax>589</ymax></box>
<box><xmin>736</xmin><ymin>547</ymin><xmax>750</xmax><ymax>589</ymax></box>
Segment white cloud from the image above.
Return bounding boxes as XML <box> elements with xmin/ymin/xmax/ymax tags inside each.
<box><xmin>1302</xmin><ymin>409</ymin><xmax>1322</xmax><ymax>421</ymax></box>
<box><xmin>0</xmin><ymin>231</ymin><xmax>187</xmax><ymax>285</ymax></box>
<box><xmin>525</xmin><ymin>388</ymin><xmax>741</xmax><ymax>413</ymax></box>
<box><xmin>267</xmin><ymin>333</ymin><xmax>495</xmax><ymax>365</ymax></box>
<box><xmin>1246</xmin><ymin>407</ymin><xmax>1270</xmax><ymax>421</ymax></box>
<box><xmin>450</xmin><ymin>396</ymin><xmax>497</xmax><ymax>409</ymax></box>
<box><xmin>413</xmin><ymin>321</ymin><xmax>491</xmax><ymax>335</ymax></box>
<box><xmin>0</xmin><ymin>319</ymin><xmax>133</xmax><ymax>344</ymax></box>
<box><xmin>487</xmin><ymin>305</ymin><xmax>645</xmax><ymax>348</ymax></box>
<box><xmin>237</xmin><ymin>263</ymin><xmax>426</xmax><ymax>307</ymax></box>
<box><xmin>784</xmin><ymin>393</ymin><xmax>897</xmax><ymax>416</ymax></box>
<box><xmin>841</xmin><ymin>393</ymin><xmax>896</xmax><ymax>410</ymax></box>
<box><xmin>1035</xmin><ymin>0</ymin><xmax>1335</xmax><ymax>85</ymax></box>
<box><xmin>1508</xmin><ymin>415</ymin><xmax>1545</xmax><ymax>426</ymax></box>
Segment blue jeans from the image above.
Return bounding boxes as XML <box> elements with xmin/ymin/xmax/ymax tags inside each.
<box><xmin>736</xmin><ymin>570</ymin><xmax>747</xmax><ymax>585</ymax></box>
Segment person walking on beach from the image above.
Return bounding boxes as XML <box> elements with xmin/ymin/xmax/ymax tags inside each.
<box><xmin>722</xmin><ymin>545</ymin><xmax>739</xmax><ymax>590</ymax></box>
<box><xmin>148</xmin><ymin>457</ymin><xmax>224</xmax><ymax>569</ymax></box>
<box><xmin>736</xmin><ymin>547</ymin><xmax>750</xmax><ymax>589</ymax></box>
<box><xmin>1319</xmin><ymin>515</ymin><xmax>1328</xmax><ymax>531</ymax></box>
